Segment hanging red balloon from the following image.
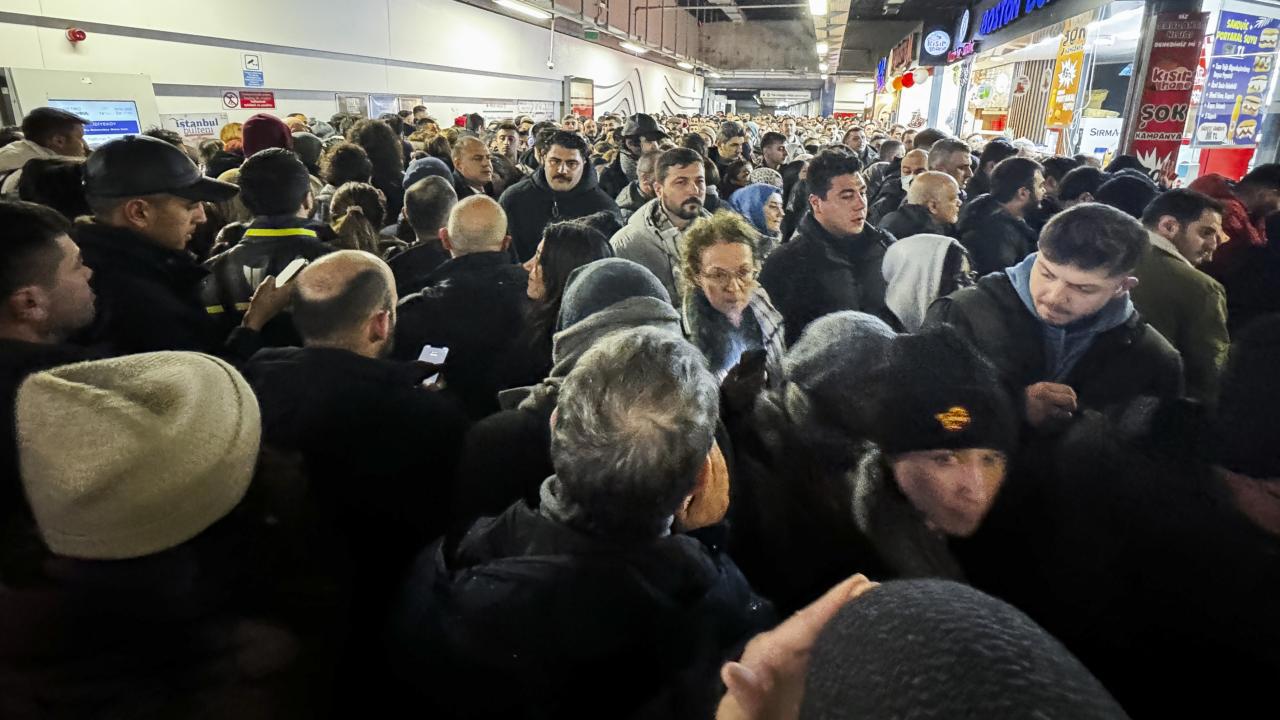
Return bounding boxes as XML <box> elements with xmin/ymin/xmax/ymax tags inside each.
<box><xmin>892</xmin><ymin>76</ymin><xmax>904</xmax><ymax>91</ymax></box>
<box><xmin>902</xmin><ymin>72</ymin><xmax>915</xmax><ymax>88</ymax></box>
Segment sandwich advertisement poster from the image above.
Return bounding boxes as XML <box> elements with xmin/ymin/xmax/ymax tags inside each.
<box><xmin>1194</xmin><ymin>10</ymin><xmax>1280</xmax><ymax>147</ymax></box>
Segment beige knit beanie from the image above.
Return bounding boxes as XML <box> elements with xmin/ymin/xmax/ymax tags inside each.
<box><xmin>16</xmin><ymin>352</ymin><xmax>261</xmax><ymax>560</ymax></box>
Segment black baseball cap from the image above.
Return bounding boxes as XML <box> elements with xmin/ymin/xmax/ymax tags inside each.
<box><xmin>84</xmin><ymin>135</ymin><xmax>239</xmax><ymax>202</ymax></box>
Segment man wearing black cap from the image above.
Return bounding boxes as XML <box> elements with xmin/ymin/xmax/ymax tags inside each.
<box><xmin>0</xmin><ymin>107</ymin><xmax>87</xmax><ymax>195</ymax></box>
<box><xmin>598</xmin><ymin>113</ymin><xmax>667</xmax><ymax>199</ymax></box>
<box><xmin>73</xmin><ymin>135</ymin><xmax>279</xmax><ymax>355</ymax></box>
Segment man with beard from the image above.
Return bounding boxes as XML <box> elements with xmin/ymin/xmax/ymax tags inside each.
<box><xmin>487</xmin><ymin>121</ymin><xmax>527</xmax><ymax>195</ymax></box>
<box><xmin>499</xmin><ymin>131</ymin><xmax>620</xmax><ymax>262</ymax></box>
<box><xmin>611</xmin><ymin>147</ymin><xmax>711</xmax><ymax>305</ymax></box>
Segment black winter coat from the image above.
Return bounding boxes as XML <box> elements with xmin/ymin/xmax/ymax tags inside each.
<box><xmin>958</xmin><ymin>403</ymin><xmax>1280</xmax><ymax>719</ymax></box>
<box><xmin>0</xmin><ymin>457</ymin><xmax>347</xmax><ymax>720</ymax></box>
<box><xmin>392</xmin><ymin>252</ymin><xmax>530</xmax><ymax>419</ymax></box>
<box><xmin>387</xmin><ymin>239</ymin><xmax>451</xmax><ymax>297</ymax></box>
<box><xmin>73</xmin><ymin>222</ymin><xmax>225</xmax><ymax>356</ymax></box>
<box><xmin>452</xmin><ymin>170</ymin><xmax>496</xmax><ymax>200</ymax></box>
<box><xmin>598</xmin><ymin>151</ymin><xmax>631</xmax><ymax>199</ymax></box>
<box><xmin>926</xmin><ymin>273</ymin><xmax>1183</xmax><ymax>415</ymax></box>
<box><xmin>204</xmin><ymin>150</ymin><xmax>244</xmax><ymax>179</ymax></box>
<box><xmin>499</xmin><ymin>163</ymin><xmax>620</xmax><ymax>262</ymax></box>
<box><xmin>759</xmin><ymin>213</ymin><xmax>896</xmax><ymax>345</ymax></box>
<box><xmin>957</xmin><ymin>193</ymin><xmax>1038</xmax><ymax>275</ymax></box>
<box><xmin>388</xmin><ymin>501</ymin><xmax>773</xmax><ymax>719</ymax></box>
<box><xmin>867</xmin><ymin>169</ymin><xmax>905</xmax><ymax>225</ymax></box>
<box><xmin>879</xmin><ymin>202</ymin><xmax>953</xmax><ymax>239</ymax></box>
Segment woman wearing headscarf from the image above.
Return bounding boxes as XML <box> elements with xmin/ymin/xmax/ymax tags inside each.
<box><xmin>727</xmin><ymin>183</ymin><xmax>785</xmax><ymax>260</ymax></box>
<box><xmin>881</xmin><ymin>233</ymin><xmax>975</xmax><ymax>332</ymax></box>
<box><xmin>680</xmin><ymin>211</ymin><xmax>785</xmax><ymax>387</ymax></box>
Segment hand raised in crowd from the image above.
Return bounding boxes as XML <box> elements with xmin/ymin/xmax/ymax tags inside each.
<box><xmin>241</xmin><ymin>275</ymin><xmax>295</xmax><ymax>332</ymax></box>
<box><xmin>1025</xmin><ymin>381</ymin><xmax>1078</xmax><ymax>428</ymax></box>
<box><xmin>717</xmin><ymin>574</ymin><xmax>880</xmax><ymax>720</ymax></box>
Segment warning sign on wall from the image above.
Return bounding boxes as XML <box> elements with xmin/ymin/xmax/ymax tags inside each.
<box><xmin>238</xmin><ymin>91</ymin><xmax>276</xmax><ymax>109</ymax></box>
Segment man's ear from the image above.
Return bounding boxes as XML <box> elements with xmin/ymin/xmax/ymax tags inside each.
<box><xmin>439</xmin><ymin>228</ymin><xmax>454</xmax><ymax>253</ymax></box>
<box><xmin>501</xmin><ymin>235</ymin><xmax>512</xmax><ymax>252</ymax></box>
<box><xmin>369</xmin><ymin>309</ymin><xmax>391</xmax><ymax>344</ymax></box>
<box><xmin>1157</xmin><ymin>215</ymin><xmax>1181</xmax><ymax>238</ymax></box>
<box><xmin>1119</xmin><ymin>276</ymin><xmax>1139</xmax><ymax>294</ymax></box>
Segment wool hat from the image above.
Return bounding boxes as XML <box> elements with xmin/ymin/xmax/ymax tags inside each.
<box><xmin>242</xmin><ymin>113</ymin><xmax>294</xmax><ymax>157</ymax></box>
<box><xmin>784</xmin><ymin>312</ymin><xmax>897</xmax><ymax>436</ymax></box>
<box><xmin>403</xmin><ymin>156</ymin><xmax>453</xmax><ymax>188</ymax></box>
<box><xmin>747</xmin><ymin>166</ymin><xmax>784</xmax><ymax>189</ymax></box>
<box><xmin>866</xmin><ymin>325</ymin><xmax>1017</xmax><ymax>455</ymax></box>
<box><xmin>16</xmin><ymin>352</ymin><xmax>261</xmax><ymax>560</ymax></box>
<box><xmin>801</xmin><ymin>579</ymin><xmax>1128</xmax><ymax>719</ymax></box>
<box><xmin>556</xmin><ymin>258</ymin><xmax>672</xmax><ymax>331</ymax></box>
<box><xmin>1212</xmin><ymin>315</ymin><xmax>1280</xmax><ymax>478</ymax></box>
<box><xmin>290</xmin><ymin>131</ymin><xmax>323</xmax><ymax>170</ymax></box>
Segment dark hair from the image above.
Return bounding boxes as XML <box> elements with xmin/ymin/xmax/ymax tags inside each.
<box><xmin>574</xmin><ymin>209</ymin><xmax>624</xmax><ymax>238</ymax></box>
<box><xmin>911</xmin><ymin>128</ymin><xmax>949</xmax><ymax>151</ymax></box>
<box><xmin>198</xmin><ymin>138</ymin><xmax>223</xmax><ymax>164</ymax></box>
<box><xmin>806</xmin><ymin>148</ymin><xmax>863</xmax><ymax>199</ymax></box>
<box><xmin>238</xmin><ymin>147</ymin><xmax>312</xmax><ymax>216</ymax></box>
<box><xmin>657</xmin><ymin>147</ymin><xmax>704</xmax><ymax>184</ymax></box>
<box><xmin>990</xmin><ymin>157</ymin><xmax>1043</xmax><ymax>203</ymax></box>
<box><xmin>1094</xmin><ymin>175</ymin><xmax>1160</xmax><ymax>220</ymax></box>
<box><xmin>331</xmin><ymin>181</ymin><xmax>386</xmax><ymax>228</ymax></box>
<box><xmin>495</xmin><ymin>121</ymin><xmax>519</xmax><ymax>134</ymax></box>
<box><xmin>320</xmin><ymin>142</ymin><xmax>374</xmax><ymax>187</ymax></box>
<box><xmin>1041</xmin><ymin>155</ymin><xmax>1082</xmax><ymax>183</ymax></box>
<box><xmin>703</xmin><ymin>158</ymin><xmax>722</xmax><ymax>188</ymax></box>
<box><xmin>16</xmin><ymin>158</ymin><xmax>91</xmax><ymax>221</ymax></box>
<box><xmin>761</xmin><ymin>131</ymin><xmax>787</xmax><ymax>149</ymax></box>
<box><xmin>20</xmin><ymin>108</ymin><xmax>85</xmax><ymax>146</ymax></box>
<box><xmin>426</xmin><ymin>136</ymin><xmax>453</xmax><ymax>163</ymax></box>
<box><xmin>350</xmin><ymin>118</ymin><xmax>405</xmax><ymax>177</ymax></box>
<box><xmin>1141</xmin><ymin>188</ymin><xmax>1225</xmax><ymax>230</ymax></box>
<box><xmin>1058</xmin><ymin>166</ymin><xmax>1108</xmax><ymax>203</ymax></box>
<box><xmin>547</xmin><ymin>130</ymin><xmax>589</xmax><ymax>159</ymax></box>
<box><xmin>1039</xmin><ymin>203</ymin><xmax>1149</xmax><ymax>275</ymax></box>
<box><xmin>142</xmin><ymin>127</ymin><xmax>185</xmax><ymax>149</ymax></box>
<box><xmin>1104</xmin><ymin>154</ymin><xmax>1149</xmax><ymax>175</ymax></box>
<box><xmin>465</xmin><ymin>113</ymin><xmax>485</xmax><ymax>134</ymax></box>
<box><xmin>292</xmin><ymin>268</ymin><xmax>392</xmax><ymax>343</ymax></box>
<box><xmin>879</xmin><ymin>139</ymin><xmax>904</xmax><ymax>162</ymax></box>
<box><xmin>379</xmin><ymin>113</ymin><xmax>405</xmax><ymax>138</ymax></box>
<box><xmin>412</xmin><ymin>105</ymin><xmax>427</xmax><ymax>114</ymax></box>
<box><xmin>1239</xmin><ymin>163</ymin><xmax>1280</xmax><ymax>190</ymax></box>
<box><xmin>716</xmin><ymin>121</ymin><xmax>746</xmax><ymax>144</ymax></box>
<box><xmin>781</xmin><ymin>159</ymin><xmax>806</xmax><ymax>207</ymax></box>
<box><xmin>681</xmin><ymin>132</ymin><xmax>709</xmax><ymax>158</ymax></box>
<box><xmin>0</xmin><ymin>200</ymin><xmax>70</xmax><ymax>298</ymax></box>
<box><xmin>537</xmin><ymin>221</ymin><xmax>614</xmax><ymax>318</ymax></box>
<box><xmin>404</xmin><ymin>175</ymin><xmax>457</xmax><ymax>238</ymax></box>
<box><xmin>533</xmin><ymin>127</ymin><xmax>559</xmax><ymax>157</ymax></box>
<box><xmin>0</xmin><ymin>126</ymin><xmax>22</xmax><ymax>148</ymax></box>
<box><xmin>978</xmin><ymin>138</ymin><xmax>1017</xmax><ymax>172</ymax></box>
<box><xmin>721</xmin><ymin>158</ymin><xmax>752</xmax><ymax>196</ymax></box>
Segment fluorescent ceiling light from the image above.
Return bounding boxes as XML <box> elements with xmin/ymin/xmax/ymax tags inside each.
<box><xmin>620</xmin><ymin>41</ymin><xmax>649</xmax><ymax>54</ymax></box>
<box><xmin>819</xmin><ymin>62</ymin><xmax>829</xmax><ymax>72</ymax></box>
<box><xmin>708</xmin><ymin>71</ymin><xmax>722</xmax><ymax>78</ymax></box>
<box><xmin>821</xmin><ymin>73</ymin><xmax>829</xmax><ymax>80</ymax></box>
<box><xmin>496</xmin><ymin>0</ymin><xmax>552</xmax><ymax>20</ymax></box>
<box><xmin>816</xmin><ymin>41</ymin><xmax>829</xmax><ymax>55</ymax></box>
<box><xmin>678</xmin><ymin>61</ymin><xmax>695</xmax><ymax>70</ymax></box>
<box><xmin>810</xmin><ymin>0</ymin><xmax>827</xmax><ymax>16</ymax></box>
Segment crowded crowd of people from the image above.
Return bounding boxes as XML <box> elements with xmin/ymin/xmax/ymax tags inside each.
<box><xmin>0</xmin><ymin>102</ymin><xmax>1278</xmax><ymax>719</ymax></box>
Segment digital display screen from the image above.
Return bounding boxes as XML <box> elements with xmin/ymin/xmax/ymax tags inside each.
<box><xmin>47</xmin><ymin>99</ymin><xmax>142</xmax><ymax>148</ymax></box>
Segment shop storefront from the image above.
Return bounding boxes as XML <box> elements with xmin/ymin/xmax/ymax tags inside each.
<box><xmin>950</xmin><ymin>0</ymin><xmax>1145</xmax><ymax>158</ymax></box>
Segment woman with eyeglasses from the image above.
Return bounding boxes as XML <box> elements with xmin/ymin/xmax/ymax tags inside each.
<box><xmin>681</xmin><ymin>211</ymin><xmax>786</xmax><ymax>386</ymax></box>
<box><xmin>881</xmin><ymin>233</ymin><xmax>976</xmax><ymax>332</ymax></box>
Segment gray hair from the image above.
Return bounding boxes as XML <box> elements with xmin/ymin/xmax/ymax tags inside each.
<box><xmin>550</xmin><ymin>327</ymin><xmax>719</xmax><ymax>540</ymax></box>
<box><xmin>928</xmin><ymin>138</ymin><xmax>971</xmax><ymax>170</ymax></box>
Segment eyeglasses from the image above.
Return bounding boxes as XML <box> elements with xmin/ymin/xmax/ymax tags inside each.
<box><xmin>953</xmin><ymin>269</ymin><xmax>979</xmax><ymax>288</ymax></box>
<box><xmin>702</xmin><ymin>267</ymin><xmax>758</xmax><ymax>288</ymax></box>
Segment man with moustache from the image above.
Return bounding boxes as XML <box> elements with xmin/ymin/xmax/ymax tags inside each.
<box><xmin>499</xmin><ymin>131</ymin><xmax>619</xmax><ymax>262</ymax></box>
<box><xmin>611</xmin><ymin>147</ymin><xmax>711</xmax><ymax>305</ymax></box>
<box><xmin>760</xmin><ymin>148</ymin><xmax>897</xmax><ymax>345</ymax></box>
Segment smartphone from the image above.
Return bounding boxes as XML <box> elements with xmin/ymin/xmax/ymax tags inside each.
<box><xmin>275</xmin><ymin>257</ymin><xmax>308</xmax><ymax>286</ymax></box>
<box><xmin>418</xmin><ymin>345</ymin><xmax>449</xmax><ymax>365</ymax></box>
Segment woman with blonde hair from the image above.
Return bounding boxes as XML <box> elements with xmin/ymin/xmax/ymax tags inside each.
<box><xmin>681</xmin><ymin>210</ymin><xmax>785</xmax><ymax>385</ymax></box>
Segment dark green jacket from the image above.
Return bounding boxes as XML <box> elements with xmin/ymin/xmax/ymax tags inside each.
<box><xmin>1130</xmin><ymin>234</ymin><xmax>1229</xmax><ymax>402</ymax></box>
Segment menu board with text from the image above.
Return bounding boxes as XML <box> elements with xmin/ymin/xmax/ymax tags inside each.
<box><xmin>1194</xmin><ymin>10</ymin><xmax>1280</xmax><ymax>147</ymax></box>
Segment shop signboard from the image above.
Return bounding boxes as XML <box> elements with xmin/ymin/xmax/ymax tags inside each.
<box><xmin>1130</xmin><ymin>12</ymin><xmax>1208</xmax><ymax>179</ymax></box>
<box><xmin>161</xmin><ymin>112</ymin><xmax>228</xmax><ymax>141</ymax></box>
<box><xmin>889</xmin><ymin>33</ymin><xmax>917</xmax><ymax>75</ymax></box>
<box><xmin>876</xmin><ymin>57</ymin><xmax>888</xmax><ymax>91</ymax></box>
<box><xmin>1044</xmin><ymin>15</ymin><xmax>1090</xmax><ymax>128</ymax></box>
<box><xmin>1194</xmin><ymin>11</ymin><xmax>1280</xmax><ymax>147</ymax></box>
<box><xmin>335</xmin><ymin>93</ymin><xmax>369</xmax><ymax>117</ymax></box>
<box><xmin>979</xmin><ymin>0</ymin><xmax>1059</xmax><ymax>37</ymax></box>
<box><xmin>1081</xmin><ymin>116</ymin><xmax>1124</xmax><ymax>158</ymax></box>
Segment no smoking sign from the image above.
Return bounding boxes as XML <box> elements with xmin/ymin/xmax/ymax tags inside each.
<box><xmin>222</xmin><ymin>91</ymin><xmax>240</xmax><ymax>109</ymax></box>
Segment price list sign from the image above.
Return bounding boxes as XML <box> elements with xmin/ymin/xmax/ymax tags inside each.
<box><xmin>1193</xmin><ymin>10</ymin><xmax>1280</xmax><ymax>147</ymax></box>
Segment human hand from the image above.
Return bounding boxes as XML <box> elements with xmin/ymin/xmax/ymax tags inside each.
<box><xmin>1025</xmin><ymin>382</ymin><xmax>1078</xmax><ymax>428</ymax></box>
<box><xmin>716</xmin><ymin>574</ymin><xmax>880</xmax><ymax>720</ymax></box>
<box><xmin>241</xmin><ymin>275</ymin><xmax>295</xmax><ymax>332</ymax></box>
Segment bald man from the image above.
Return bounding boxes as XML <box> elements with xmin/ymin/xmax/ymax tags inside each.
<box><xmin>869</xmin><ymin>148</ymin><xmax>930</xmax><ymax>225</ymax></box>
<box><xmin>880</xmin><ymin>171</ymin><xmax>962</xmax><ymax>239</ymax></box>
<box><xmin>393</xmin><ymin>196</ymin><xmax>529</xmax><ymax>418</ymax></box>
<box><xmin>451</xmin><ymin>135</ymin><xmax>496</xmax><ymax>199</ymax></box>
<box><xmin>241</xmin><ymin>248</ymin><xmax>468</xmax><ymax>696</ymax></box>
